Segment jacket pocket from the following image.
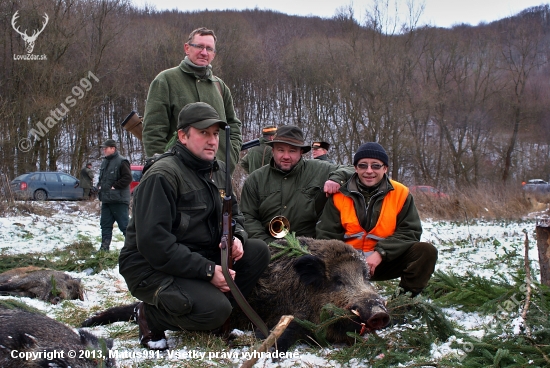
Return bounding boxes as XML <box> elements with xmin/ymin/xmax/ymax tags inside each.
<box><xmin>102</xmin><ymin>188</ymin><xmax>127</xmax><ymax>203</ymax></box>
<box><xmin>156</xmin><ymin>280</ymin><xmax>193</xmax><ymax>316</ymax></box>
<box><xmin>174</xmin><ymin>212</ymin><xmax>191</xmax><ymax>240</ymax></box>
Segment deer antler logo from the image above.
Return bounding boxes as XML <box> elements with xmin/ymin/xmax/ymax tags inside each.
<box><xmin>11</xmin><ymin>11</ymin><xmax>49</xmax><ymax>54</ymax></box>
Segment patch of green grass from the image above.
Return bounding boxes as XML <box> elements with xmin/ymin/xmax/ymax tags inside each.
<box><xmin>105</xmin><ymin>323</ymin><xmax>139</xmax><ymax>340</ymax></box>
<box><xmin>113</xmin><ymin>233</ymin><xmax>125</xmax><ymax>242</ymax></box>
<box><xmin>0</xmin><ymin>299</ymin><xmax>44</xmax><ymax>314</ymax></box>
<box><xmin>76</xmin><ymin>232</ymin><xmax>92</xmax><ymax>242</ymax></box>
<box><xmin>0</xmin><ymin>240</ymin><xmax>119</xmax><ymax>273</ymax></box>
<box><xmin>54</xmin><ymin>300</ymin><xmax>89</xmax><ymax>326</ymax></box>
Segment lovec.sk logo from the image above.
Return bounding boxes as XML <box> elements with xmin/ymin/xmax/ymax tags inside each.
<box><xmin>12</xmin><ymin>10</ymin><xmax>48</xmax><ymax>60</ymax></box>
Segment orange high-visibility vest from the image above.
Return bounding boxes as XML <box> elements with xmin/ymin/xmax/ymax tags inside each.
<box><xmin>333</xmin><ymin>180</ymin><xmax>409</xmax><ymax>253</ymax></box>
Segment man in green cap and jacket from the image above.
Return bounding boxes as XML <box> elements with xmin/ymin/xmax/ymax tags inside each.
<box><xmin>240</xmin><ymin>125</ymin><xmax>354</xmax><ymax>243</ymax></box>
<box><xmin>119</xmin><ymin>102</ymin><xmax>270</xmax><ymax>350</ymax></box>
<box><xmin>142</xmin><ymin>27</ymin><xmax>242</xmax><ymax>174</ymax></box>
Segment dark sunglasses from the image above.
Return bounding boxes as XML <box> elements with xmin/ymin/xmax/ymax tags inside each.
<box><xmin>357</xmin><ymin>163</ymin><xmax>384</xmax><ymax>170</ymax></box>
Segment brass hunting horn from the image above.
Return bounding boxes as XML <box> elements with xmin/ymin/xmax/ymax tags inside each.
<box><xmin>268</xmin><ymin>215</ymin><xmax>290</xmax><ymax>238</ymax></box>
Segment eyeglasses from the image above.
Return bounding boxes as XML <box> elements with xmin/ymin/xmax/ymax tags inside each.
<box><xmin>188</xmin><ymin>43</ymin><xmax>216</xmax><ymax>54</ymax></box>
<box><xmin>357</xmin><ymin>163</ymin><xmax>385</xmax><ymax>170</ymax></box>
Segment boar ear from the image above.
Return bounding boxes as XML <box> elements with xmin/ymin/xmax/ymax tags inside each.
<box><xmin>293</xmin><ymin>255</ymin><xmax>326</xmax><ymax>289</ymax></box>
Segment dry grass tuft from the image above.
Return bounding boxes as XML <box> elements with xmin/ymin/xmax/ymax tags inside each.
<box><xmin>413</xmin><ymin>183</ymin><xmax>550</xmax><ymax>220</ymax></box>
<box><xmin>0</xmin><ymin>200</ymin><xmax>55</xmax><ymax>217</ymax></box>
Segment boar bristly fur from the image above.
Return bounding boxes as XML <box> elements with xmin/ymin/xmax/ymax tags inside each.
<box><xmin>240</xmin><ymin>237</ymin><xmax>390</xmax><ymax>352</ymax></box>
<box><xmin>0</xmin><ymin>304</ymin><xmax>114</xmax><ymax>367</ymax></box>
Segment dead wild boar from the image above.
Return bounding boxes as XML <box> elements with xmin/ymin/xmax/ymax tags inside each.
<box><xmin>81</xmin><ymin>238</ymin><xmax>389</xmax><ymax>353</ymax></box>
<box><xmin>237</xmin><ymin>237</ymin><xmax>390</xmax><ymax>352</ymax></box>
<box><xmin>0</xmin><ymin>266</ymin><xmax>84</xmax><ymax>304</ymax></box>
<box><xmin>0</xmin><ymin>304</ymin><xmax>114</xmax><ymax>368</ymax></box>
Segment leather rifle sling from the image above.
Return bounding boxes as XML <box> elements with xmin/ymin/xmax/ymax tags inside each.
<box><xmin>220</xmin><ymin>245</ymin><xmax>270</xmax><ymax>338</ymax></box>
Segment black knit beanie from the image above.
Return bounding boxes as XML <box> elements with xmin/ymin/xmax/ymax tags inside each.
<box><xmin>353</xmin><ymin>142</ymin><xmax>389</xmax><ymax>166</ymax></box>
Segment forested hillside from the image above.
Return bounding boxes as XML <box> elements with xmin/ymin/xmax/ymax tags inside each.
<box><xmin>2</xmin><ymin>0</ymin><xmax>549</xmax><ymax>190</ymax></box>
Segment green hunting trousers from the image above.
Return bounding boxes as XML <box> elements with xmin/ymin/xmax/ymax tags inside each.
<box><xmin>131</xmin><ymin>239</ymin><xmax>270</xmax><ymax>333</ymax></box>
<box><xmin>369</xmin><ymin>242</ymin><xmax>438</xmax><ymax>296</ymax></box>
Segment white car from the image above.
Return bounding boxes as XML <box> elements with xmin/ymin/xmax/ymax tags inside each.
<box><xmin>522</xmin><ymin>179</ymin><xmax>550</xmax><ymax>193</ymax></box>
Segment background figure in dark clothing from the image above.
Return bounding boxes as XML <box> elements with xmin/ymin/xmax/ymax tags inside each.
<box><xmin>239</xmin><ymin>125</ymin><xmax>276</xmax><ymax>174</ymax></box>
<box><xmin>311</xmin><ymin>140</ymin><xmax>333</xmax><ymax>163</ymax></box>
<box><xmin>97</xmin><ymin>139</ymin><xmax>132</xmax><ymax>252</ymax></box>
<box><xmin>79</xmin><ymin>162</ymin><xmax>94</xmax><ymax>199</ymax></box>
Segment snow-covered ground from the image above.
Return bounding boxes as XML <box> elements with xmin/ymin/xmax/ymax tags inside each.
<box><xmin>1</xmin><ymin>201</ymin><xmax>548</xmax><ymax>367</ymax></box>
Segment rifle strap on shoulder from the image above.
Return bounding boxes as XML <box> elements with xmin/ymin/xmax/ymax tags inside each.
<box><xmin>221</xmin><ymin>245</ymin><xmax>270</xmax><ymax>338</ymax></box>
<box><xmin>213</xmin><ymin>76</ymin><xmax>223</xmax><ymax>97</ymax></box>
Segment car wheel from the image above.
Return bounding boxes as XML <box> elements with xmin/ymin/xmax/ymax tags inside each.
<box><xmin>34</xmin><ymin>189</ymin><xmax>48</xmax><ymax>201</ymax></box>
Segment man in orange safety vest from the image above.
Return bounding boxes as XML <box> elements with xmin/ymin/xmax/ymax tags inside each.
<box><xmin>316</xmin><ymin>142</ymin><xmax>437</xmax><ymax>297</ymax></box>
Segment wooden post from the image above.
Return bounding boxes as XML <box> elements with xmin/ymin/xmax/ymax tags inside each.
<box><xmin>240</xmin><ymin>315</ymin><xmax>293</xmax><ymax>368</ymax></box>
<box><xmin>536</xmin><ymin>217</ymin><xmax>550</xmax><ymax>287</ymax></box>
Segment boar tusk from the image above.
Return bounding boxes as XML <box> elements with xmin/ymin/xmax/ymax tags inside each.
<box><xmin>351</xmin><ymin>309</ymin><xmax>360</xmax><ymax>316</ymax></box>
<box><xmin>359</xmin><ymin>323</ymin><xmax>367</xmax><ymax>335</ymax></box>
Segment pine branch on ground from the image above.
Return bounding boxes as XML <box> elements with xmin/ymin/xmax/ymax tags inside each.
<box><xmin>294</xmin><ymin>303</ymin><xmax>356</xmax><ymax>346</ymax></box>
<box><xmin>425</xmin><ymin>270</ymin><xmax>526</xmax><ymax>312</ymax></box>
<box><xmin>296</xmin><ymin>297</ymin><xmax>457</xmax><ymax>366</ymax></box>
<box><xmin>386</xmin><ymin>293</ymin><xmax>457</xmax><ymax>341</ymax></box>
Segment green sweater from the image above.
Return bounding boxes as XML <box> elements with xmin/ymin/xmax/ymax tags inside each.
<box><xmin>240</xmin><ymin>158</ymin><xmax>354</xmax><ymax>243</ymax></box>
<box><xmin>142</xmin><ymin>60</ymin><xmax>242</xmax><ymax>172</ymax></box>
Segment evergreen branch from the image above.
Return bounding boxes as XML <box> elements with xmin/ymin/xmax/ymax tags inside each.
<box><xmin>294</xmin><ymin>303</ymin><xmax>357</xmax><ymax>346</ymax></box>
<box><xmin>526</xmin><ymin>335</ymin><xmax>550</xmax><ymax>364</ymax></box>
<box><xmin>268</xmin><ymin>233</ymin><xmax>310</xmax><ymax>261</ymax></box>
<box><xmin>425</xmin><ymin>270</ymin><xmax>520</xmax><ymax>312</ymax></box>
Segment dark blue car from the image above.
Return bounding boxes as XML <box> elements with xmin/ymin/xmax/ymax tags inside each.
<box><xmin>10</xmin><ymin>172</ymin><xmax>84</xmax><ymax>200</ymax></box>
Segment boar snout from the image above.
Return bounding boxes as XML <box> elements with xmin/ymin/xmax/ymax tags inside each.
<box><xmin>350</xmin><ymin>300</ymin><xmax>390</xmax><ymax>332</ymax></box>
<box><xmin>366</xmin><ymin>304</ymin><xmax>390</xmax><ymax>330</ymax></box>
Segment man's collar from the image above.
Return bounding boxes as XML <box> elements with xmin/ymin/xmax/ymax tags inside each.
<box><xmin>174</xmin><ymin>142</ymin><xmax>218</xmax><ymax>172</ymax></box>
<box><xmin>180</xmin><ymin>57</ymin><xmax>213</xmax><ymax>80</ymax></box>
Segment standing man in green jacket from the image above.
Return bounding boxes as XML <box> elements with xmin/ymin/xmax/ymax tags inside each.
<box><xmin>98</xmin><ymin>139</ymin><xmax>132</xmax><ymax>252</ymax></box>
<box><xmin>316</xmin><ymin>142</ymin><xmax>437</xmax><ymax>297</ymax></box>
<box><xmin>239</xmin><ymin>125</ymin><xmax>276</xmax><ymax>174</ymax></box>
<box><xmin>240</xmin><ymin>125</ymin><xmax>354</xmax><ymax>243</ymax></box>
<box><xmin>119</xmin><ymin>102</ymin><xmax>269</xmax><ymax>350</ymax></box>
<box><xmin>142</xmin><ymin>27</ymin><xmax>242</xmax><ymax>174</ymax></box>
